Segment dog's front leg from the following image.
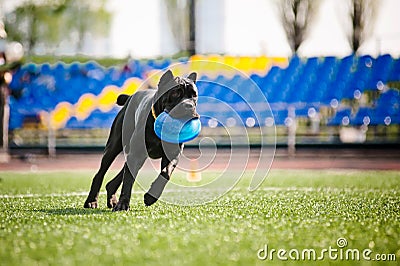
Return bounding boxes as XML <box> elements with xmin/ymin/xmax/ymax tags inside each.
<box><xmin>144</xmin><ymin>146</ymin><xmax>181</xmax><ymax>206</ymax></box>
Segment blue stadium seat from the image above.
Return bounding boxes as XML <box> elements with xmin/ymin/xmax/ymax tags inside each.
<box><xmin>295</xmin><ymin>106</ymin><xmax>319</xmax><ymax>118</ymax></box>
<box><xmin>271</xmin><ymin>109</ymin><xmax>288</xmax><ymax>125</ymax></box>
<box><xmin>65</xmin><ymin>108</ymin><xmax>119</xmax><ymax>129</ymax></box>
<box><xmin>249</xmin><ymin>73</ymin><xmax>265</xmax><ymax>88</ymax></box>
<box><xmin>370</xmin><ymin>54</ymin><xmax>393</xmax><ymax>86</ymax></box>
<box><xmin>286</xmin><ymin>55</ymin><xmax>300</xmax><ymax>73</ymax></box>
<box><xmin>40</xmin><ymin>63</ymin><xmax>52</xmax><ymax>75</ymax></box>
<box><xmin>375</xmin><ymin>89</ymin><xmax>400</xmax><ymax>124</ymax></box>
<box><xmin>351</xmin><ymin>107</ymin><xmax>372</xmax><ymax>125</ymax></box>
<box><xmin>388</xmin><ymin>59</ymin><xmax>400</xmax><ymax>81</ymax></box>
<box><xmin>327</xmin><ymin>108</ymin><xmax>351</xmax><ymax>126</ymax></box>
<box><xmin>84</xmin><ymin>109</ymin><xmax>115</xmax><ymax>128</ymax></box>
<box><xmin>84</xmin><ymin>61</ymin><xmax>101</xmax><ymax>71</ymax></box>
<box><xmin>65</xmin><ymin>117</ymin><xmax>89</xmax><ymax>129</ymax></box>
<box><xmin>69</xmin><ymin>62</ymin><xmax>83</xmax><ymax>76</ymax></box>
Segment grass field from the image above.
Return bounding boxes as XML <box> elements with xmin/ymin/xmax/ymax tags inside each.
<box><xmin>0</xmin><ymin>169</ymin><xmax>399</xmax><ymax>265</ymax></box>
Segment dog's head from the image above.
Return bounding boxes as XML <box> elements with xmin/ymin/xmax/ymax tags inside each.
<box><xmin>154</xmin><ymin>70</ymin><xmax>199</xmax><ymax>120</ymax></box>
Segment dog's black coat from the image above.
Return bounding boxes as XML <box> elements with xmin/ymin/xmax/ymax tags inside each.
<box><xmin>83</xmin><ymin>70</ymin><xmax>198</xmax><ymax>211</ymax></box>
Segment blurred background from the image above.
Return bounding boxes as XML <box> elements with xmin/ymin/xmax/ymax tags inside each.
<box><xmin>0</xmin><ymin>0</ymin><xmax>399</xmax><ymax>157</ymax></box>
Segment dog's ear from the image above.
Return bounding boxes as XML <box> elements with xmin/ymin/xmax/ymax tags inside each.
<box><xmin>187</xmin><ymin>72</ymin><xmax>197</xmax><ymax>83</ymax></box>
<box><xmin>157</xmin><ymin>70</ymin><xmax>178</xmax><ymax>97</ymax></box>
<box><xmin>158</xmin><ymin>70</ymin><xmax>174</xmax><ymax>88</ymax></box>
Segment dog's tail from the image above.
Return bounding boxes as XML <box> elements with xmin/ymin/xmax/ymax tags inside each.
<box><xmin>116</xmin><ymin>94</ymin><xmax>130</xmax><ymax>106</ymax></box>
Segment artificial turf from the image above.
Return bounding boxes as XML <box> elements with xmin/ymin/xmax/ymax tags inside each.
<box><xmin>0</xmin><ymin>169</ymin><xmax>399</xmax><ymax>265</ymax></box>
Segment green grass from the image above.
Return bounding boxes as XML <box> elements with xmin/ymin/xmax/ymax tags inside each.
<box><xmin>0</xmin><ymin>169</ymin><xmax>399</xmax><ymax>265</ymax></box>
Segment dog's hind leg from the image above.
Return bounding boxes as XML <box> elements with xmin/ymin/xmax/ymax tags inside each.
<box><xmin>84</xmin><ymin>141</ymin><xmax>122</xmax><ymax>208</ymax></box>
<box><xmin>112</xmin><ymin>157</ymin><xmax>147</xmax><ymax>211</ymax></box>
<box><xmin>84</xmin><ymin>110</ymin><xmax>124</xmax><ymax>208</ymax></box>
<box><xmin>105</xmin><ymin>167</ymin><xmax>124</xmax><ymax>208</ymax></box>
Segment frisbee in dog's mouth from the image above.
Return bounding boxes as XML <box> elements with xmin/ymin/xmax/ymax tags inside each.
<box><xmin>154</xmin><ymin>111</ymin><xmax>201</xmax><ymax>144</ymax></box>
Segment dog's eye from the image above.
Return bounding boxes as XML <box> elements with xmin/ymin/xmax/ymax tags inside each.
<box><xmin>171</xmin><ymin>89</ymin><xmax>182</xmax><ymax>98</ymax></box>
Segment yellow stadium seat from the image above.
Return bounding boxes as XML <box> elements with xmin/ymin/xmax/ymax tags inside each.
<box><xmin>40</xmin><ymin>102</ymin><xmax>73</xmax><ymax>130</ymax></box>
<box><xmin>254</xmin><ymin>56</ymin><xmax>271</xmax><ymax>75</ymax></box>
<box><xmin>122</xmin><ymin>77</ymin><xmax>142</xmax><ymax>95</ymax></box>
<box><xmin>75</xmin><ymin>93</ymin><xmax>97</xmax><ymax>121</ymax></box>
<box><xmin>98</xmin><ymin>86</ymin><xmax>119</xmax><ymax>112</ymax></box>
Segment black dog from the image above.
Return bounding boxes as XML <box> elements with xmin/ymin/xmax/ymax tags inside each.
<box><xmin>84</xmin><ymin>70</ymin><xmax>199</xmax><ymax>211</ymax></box>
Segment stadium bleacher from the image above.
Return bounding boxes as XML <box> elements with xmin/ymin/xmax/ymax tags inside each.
<box><xmin>8</xmin><ymin>55</ymin><xmax>400</xmax><ymax>132</ymax></box>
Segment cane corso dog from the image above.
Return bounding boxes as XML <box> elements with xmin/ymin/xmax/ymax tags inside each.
<box><xmin>83</xmin><ymin>70</ymin><xmax>199</xmax><ymax>211</ymax></box>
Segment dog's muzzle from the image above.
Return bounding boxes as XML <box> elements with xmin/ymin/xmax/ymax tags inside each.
<box><xmin>167</xmin><ymin>99</ymin><xmax>199</xmax><ymax>120</ymax></box>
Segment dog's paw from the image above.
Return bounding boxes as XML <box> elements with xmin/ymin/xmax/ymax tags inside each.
<box><xmin>144</xmin><ymin>193</ymin><xmax>158</xmax><ymax>206</ymax></box>
<box><xmin>112</xmin><ymin>200</ymin><xmax>130</xmax><ymax>212</ymax></box>
<box><xmin>107</xmin><ymin>194</ymin><xmax>118</xmax><ymax>209</ymax></box>
<box><xmin>106</xmin><ymin>189</ymin><xmax>118</xmax><ymax>209</ymax></box>
<box><xmin>84</xmin><ymin>201</ymin><xmax>98</xmax><ymax>209</ymax></box>
<box><xmin>84</xmin><ymin>193</ymin><xmax>99</xmax><ymax>209</ymax></box>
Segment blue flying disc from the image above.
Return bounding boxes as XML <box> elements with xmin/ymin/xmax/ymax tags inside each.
<box><xmin>154</xmin><ymin>111</ymin><xmax>201</xmax><ymax>143</ymax></box>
